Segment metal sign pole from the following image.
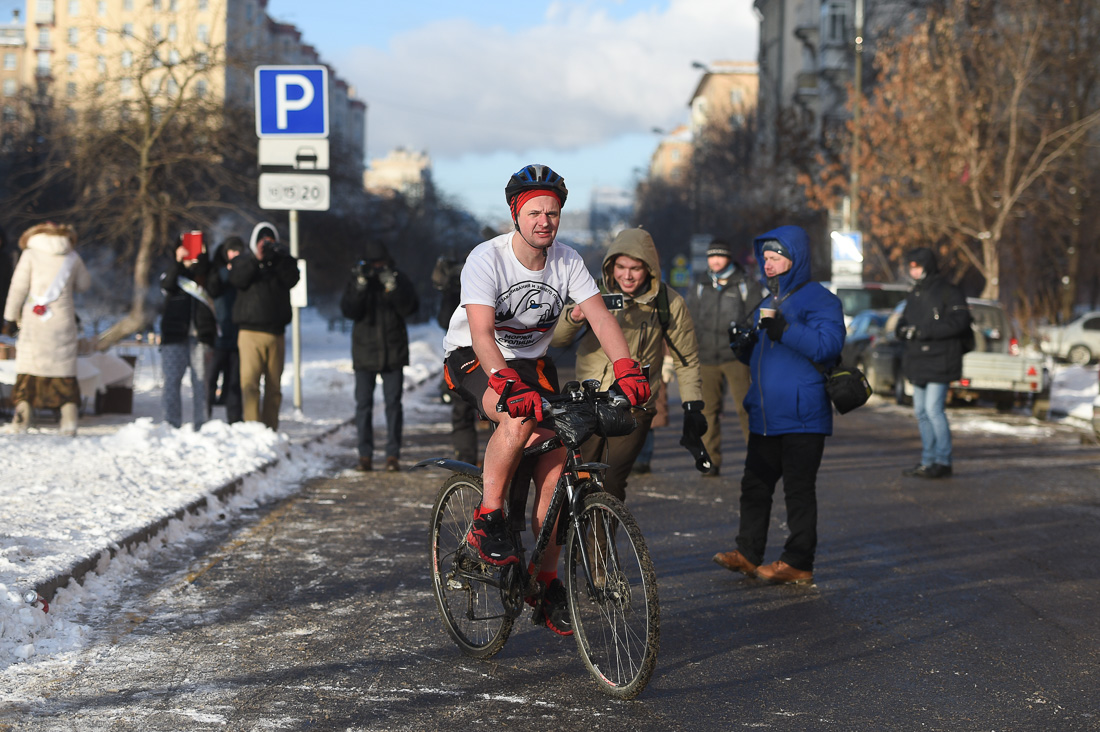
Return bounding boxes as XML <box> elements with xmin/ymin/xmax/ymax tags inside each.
<box><xmin>290</xmin><ymin>208</ymin><xmax>302</xmax><ymax>411</ymax></box>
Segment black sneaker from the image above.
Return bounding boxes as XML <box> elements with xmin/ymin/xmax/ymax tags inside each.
<box><xmin>535</xmin><ymin>578</ymin><xmax>573</xmax><ymax>636</ymax></box>
<box><xmin>466</xmin><ymin>508</ymin><xmax>519</xmax><ymax>566</ymax></box>
<box><xmin>929</xmin><ymin>463</ymin><xmax>953</xmax><ymax>478</ymax></box>
<box><xmin>902</xmin><ymin>463</ymin><xmax>933</xmax><ymax>478</ymax></box>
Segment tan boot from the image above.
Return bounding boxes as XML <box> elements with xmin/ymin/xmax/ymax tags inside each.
<box><xmin>59</xmin><ymin>402</ymin><xmax>78</xmax><ymax>436</ymax></box>
<box><xmin>11</xmin><ymin>400</ymin><xmax>31</xmax><ymax>432</ymax></box>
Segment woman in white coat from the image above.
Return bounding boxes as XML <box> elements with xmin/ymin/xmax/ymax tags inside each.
<box><xmin>2</xmin><ymin>222</ymin><xmax>92</xmax><ymax>435</ymax></box>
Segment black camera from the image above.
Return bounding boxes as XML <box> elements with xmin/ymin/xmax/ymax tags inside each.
<box><xmin>728</xmin><ymin>322</ymin><xmax>758</xmax><ymax>357</ymax></box>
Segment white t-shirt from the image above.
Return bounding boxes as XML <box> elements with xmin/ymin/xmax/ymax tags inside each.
<box><xmin>444</xmin><ymin>233</ymin><xmax>600</xmax><ymax>360</ymax></box>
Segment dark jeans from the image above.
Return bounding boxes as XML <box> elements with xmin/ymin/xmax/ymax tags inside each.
<box><xmin>355</xmin><ymin>368</ymin><xmax>404</xmax><ymax>460</ymax></box>
<box><xmin>206</xmin><ymin>347</ymin><xmax>242</xmax><ymax>424</ymax></box>
<box><xmin>736</xmin><ymin>432</ymin><xmax>827</xmax><ymax>572</ymax></box>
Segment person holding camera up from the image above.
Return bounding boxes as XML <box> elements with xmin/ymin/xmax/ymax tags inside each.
<box><xmin>341</xmin><ymin>242</ymin><xmax>419</xmax><ymax>472</ymax></box>
<box><xmin>159</xmin><ymin>230</ymin><xmax>217</xmax><ymax>430</ymax></box>
<box><xmin>551</xmin><ymin>227</ymin><xmax>709</xmax><ymax>499</ymax></box>
<box><xmin>226</xmin><ymin>222</ymin><xmax>299</xmax><ymax>431</ymax></box>
<box><xmin>713</xmin><ymin>226</ymin><xmax>844</xmax><ymax>585</ymax></box>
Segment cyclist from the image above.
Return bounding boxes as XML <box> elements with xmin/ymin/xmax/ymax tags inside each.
<box><xmin>442</xmin><ymin>164</ymin><xmax>649</xmax><ymax>635</ymax></box>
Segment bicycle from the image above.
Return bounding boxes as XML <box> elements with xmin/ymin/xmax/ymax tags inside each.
<box><xmin>415</xmin><ymin>378</ymin><xmax>660</xmax><ymax>699</ymax></box>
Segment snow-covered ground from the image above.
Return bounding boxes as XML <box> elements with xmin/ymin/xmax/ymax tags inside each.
<box><xmin>0</xmin><ymin>308</ymin><xmax>452</xmax><ymax>678</ymax></box>
<box><xmin>0</xmin><ymin>307</ymin><xmax>1096</xmax><ymax>690</ymax></box>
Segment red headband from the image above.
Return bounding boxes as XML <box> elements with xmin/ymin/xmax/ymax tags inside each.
<box><xmin>510</xmin><ymin>188</ymin><xmax>563</xmax><ymax>220</ymax></box>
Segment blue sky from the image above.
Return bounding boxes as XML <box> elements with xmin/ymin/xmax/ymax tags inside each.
<box><xmin>3</xmin><ymin>0</ymin><xmax>758</xmax><ymax>223</ymax></box>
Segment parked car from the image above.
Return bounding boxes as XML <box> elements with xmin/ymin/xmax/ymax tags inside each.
<box><xmin>840</xmin><ymin>308</ymin><xmax>892</xmax><ymax>369</ymax></box>
<box><xmin>1038</xmin><ymin>310</ymin><xmax>1100</xmax><ymax>365</ymax></box>
<box><xmin>863</xmin><ymin>298</ymin><xmax>1049</xmax><ymax>413</ymax></box>
<box><xmin>824</xmin><ymin>281</ymin><xmax>910</xmax><ymax>326</ymax></box>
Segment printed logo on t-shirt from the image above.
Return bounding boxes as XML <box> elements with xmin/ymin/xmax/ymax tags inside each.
<box><xmin>494</xmin><ymin>281</ymin><xmax>564</xmax><ymax>349</ymax></box>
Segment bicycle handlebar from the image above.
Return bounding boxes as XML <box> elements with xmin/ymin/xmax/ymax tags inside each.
<box><xmin>495</xmin><ymin>378</ymin><xmax>632</xmax><ymax>418</ymax></box>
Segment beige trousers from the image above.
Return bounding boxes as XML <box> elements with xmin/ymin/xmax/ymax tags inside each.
<box><xmin>237</xmin><ymin>330</ymin><xmax>285</xmax><ymax>430</ymax></box>
<box><xmin>699</xmin><ymin>361</ymin><xmax>751</xmax><ymax>468</ymax></box>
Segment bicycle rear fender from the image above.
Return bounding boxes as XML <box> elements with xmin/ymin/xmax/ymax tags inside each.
<box><xmin>411</xmin><ymin>458</ymin><xmax>482</xmax><ymax>476</ymax></box>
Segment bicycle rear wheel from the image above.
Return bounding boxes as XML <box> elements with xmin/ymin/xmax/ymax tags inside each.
<box><xmin>564</xmin><ymin>492</ymin><xmax>660</xmax><ymax>699</ymax></box>
<box><xmin>429</xmin><ymin>473</ymin><xmax>513</xmax><ymax>658</ymax></box>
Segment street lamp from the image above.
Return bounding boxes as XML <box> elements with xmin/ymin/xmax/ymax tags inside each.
<box><xmin>850</xmin><ymin>0</ymin><xmax>864</xmax><ymax>233</ymax></box>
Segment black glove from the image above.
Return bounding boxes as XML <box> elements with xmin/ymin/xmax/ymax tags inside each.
<box><xmin>729</xmin><ymin>322</ymin><xmax>757</xmax><ymax>361</ymax></box>
<box><xmin>679</xmin><ymin>401</ymin><xmax>712</xmax><ymax>473</ymax></box>
<box><xmin>1</xmin><ymin>319</ymin><xmax>16</xmax><ymax>337</ymax></box>
<box><xmin>760</xmin><ymin>311</ymin><xmax>788</xmax><ymax>342</ymax></box>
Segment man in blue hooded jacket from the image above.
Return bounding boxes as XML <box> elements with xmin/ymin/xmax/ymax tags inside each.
<box><xmin>712</xmin><ymin>225</ymin><xmax>845</xmax><ymax>585</ymax></box>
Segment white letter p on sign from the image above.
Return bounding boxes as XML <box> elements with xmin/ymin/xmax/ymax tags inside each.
<box><xmin>275</xmin><ymin>74</ymin><xmax>315</xmax><ymax>130</ymax></box>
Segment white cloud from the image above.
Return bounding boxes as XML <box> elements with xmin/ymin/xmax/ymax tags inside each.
<box><xmin>338</xmin><ymin>0</ymin><xmax>758</xmax><ymax>161</ymax></box>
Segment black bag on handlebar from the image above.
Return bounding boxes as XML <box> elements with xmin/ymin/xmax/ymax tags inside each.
<box><xmin>595</xmin><ymin>402</ymin><xmax>637</xmax><ymax>438</ymax></box>
<box><xmin>550</xmin><ymin>401</ymin><xmax>599</xmax><ymax>448</ymax></box>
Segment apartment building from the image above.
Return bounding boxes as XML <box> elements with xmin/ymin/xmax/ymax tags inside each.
<box><xmin>17</xmin><ymin>0</ymin><xmax>364</xmax><ymax>182</ymax></box>
<box><xmin>0</xmin><ymin>10</ymin><xmax>25</xmax><ymax>141</ymax></box>
<box><xmin>754</xmin><ymin>0</ymin><xmax>915</xmax><ymax>164</ymax></box>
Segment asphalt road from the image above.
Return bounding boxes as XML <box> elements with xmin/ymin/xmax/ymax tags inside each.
<box><xmin>3</xmin><ymin>399</ymin><xmax>1100</xmax><ymax>731</ymax></box>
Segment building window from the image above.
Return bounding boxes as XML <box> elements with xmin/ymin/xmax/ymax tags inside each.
<box><xmin>96</xmin><ymin>54</ymin><xmax>106</xmax><ymax>73</ymax></box>
<box><xmin>3</xmin><ymin>106</ymin><xmax>16</xmax><ymax>122</ymax></box>
<box><xmin>67</xmin><ymin>53</ymin><xmax>77</xmax><ymax>71</ymax></box>
<box><xmin>197</xmin><ymin>23</ymin><xmax>208</xmax><ymax>44</ymax></box>
<box><xmin>121</xmin><ymin>49</ymin><xmax>132</xmax><ymax>67</ymax></box>
<box><xmin>166</xmin><ymin>77</ymin><xmax>178</xmax><ymax>96</ymax></box>
<box><xmin>168</xmin><ymin>48</ymin><xmax>179</xmax><ymax>64</ymax></box>
<box><xmin>122</xmin><ymin>22</ymin><xmax>133</xmax><ymax>37</ymax></box>
<box><xmin>96</xmin><ymin>27</ymin><xmax>106</xmax><ymax>45</ymax></box>
<box><xmin>152</xmin><ymin>0</ymin><xmax>161</xmax><ymax>9</ymax></box>
<box><xmin>68</xmin><ymin>0</ymin><xmax>78</xmax><ymax>15</ymax></box>
<box><xmin>120</xmin><ymin>77</ymin><xmax>132</xmax><ymax>94</ymax></box>
<box><xmin>2</xmin><ymin>79</ymin><xmax>16</xmax><ymax>97</ymax></box>
<box><xmin>194</xmin><ymin>79</ymin><xmax>206</xmax><ymax>98</ymax></box>
<box><xmin>97</xmin><ymin>0</ymin><xmax>105</xmax><ymax>15</ymax></box>
<box><xmin>169</xmin><ymin>0</ymin><xmax>176</xmax><ymax>10</ymax></box>
<box><xmin>167</xmin><ymin>23</ymin><xmax>176</xmax><ymax>41</ymax></box>
<box><xmin>3</xmin><ymin>52</ymin><xmax>15</xmax><ymax>70</ymax></box>
<box><xmin>821</xmin><ymin>0</ymin><xmax>850</xmax><ymax>46</ymax></box>
<box><xmin>152</xmin><ymin>23</ymin><xmax>161</xmax><ymax>40</ymax></box>
<box><xmin>65</xmin><ymin>81</ymin><xmax>76</xmax><ymax>97</ymax></box>
<box><xmin>197</xmin><ymin>0</ymin><xmax>206</xmax><ymax>9</ymax></box>
<box><xmin>124</xmin><ymin>0</ymin><xmax>133</xmax><ymax>9</ymax></box>
<box><xmin>41</xmin><ymin>27</ymin><xmax>53</xmax><ymax>47</ymax></box>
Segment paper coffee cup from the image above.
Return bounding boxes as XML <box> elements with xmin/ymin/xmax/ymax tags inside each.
<box><xmin>759</xmin><ymin>307</ymin><xmax>776</xmax><ymax>321</ymax></box>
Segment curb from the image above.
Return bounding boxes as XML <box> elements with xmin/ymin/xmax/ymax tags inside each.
<box><xmin>33</xmin><ymin>419</ymin><xmax>353</xmax><ymax>604</ymax></box>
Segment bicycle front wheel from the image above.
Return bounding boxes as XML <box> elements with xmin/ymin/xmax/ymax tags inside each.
<box><xmin>429</xmin><ymin>473</ymin><xmax>513</xmax><ymax>658</ymax></box>
<box><xmin>564</xmin><ymin>492</ymin><xmax>660</xmax><ymax>699</ymax></box>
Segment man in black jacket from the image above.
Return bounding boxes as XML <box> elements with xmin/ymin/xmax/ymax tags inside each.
<box><xmin>340</xmin><ymin>242</ymin><xmax>419</xmax><ymax>471</ymax></box>
<box><xmin>896</xmin><ymin>247</ymin><xmax>972</xmax><ymax>479</ymax></box>
<box><xmin>227</xmin><ymin>222</ymin><xmax>300</xmax><ymax>431</ymax></box>
<box><xmin>159</xmin><ymin>233</ymin><xmax>218</xmax><ymax>429</ymax></box>
<box><xmin>685</xmin><ymin>239</ymin><xmax>765</xmax><ymax>476</ymax></box>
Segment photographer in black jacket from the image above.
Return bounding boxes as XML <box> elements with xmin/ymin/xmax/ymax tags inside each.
<box><xmin>340</xmin><ymin>242</ymin><xmax>419</xmax><ymax>471</ymax></box>
<box><xmin>226</xmin><ymin>222</ymin><xmax>300</xmax><ymax>431</ymax></box>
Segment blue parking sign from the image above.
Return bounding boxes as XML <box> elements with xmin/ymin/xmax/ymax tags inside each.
<box><xmin>255</xmin><ymin>66</ymin><xmax>329</xmax><ymax>138</ymax></box>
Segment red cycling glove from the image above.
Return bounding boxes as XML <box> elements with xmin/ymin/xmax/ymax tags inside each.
<box><xmin>488</xmin><ymin>367</ymin><xmax>544</xmax><ymax>421</ymax></box>
<box><xmin>611</xmin><ymin>358</ymin><xmax>651</xmax><ymax>406</ymax></box>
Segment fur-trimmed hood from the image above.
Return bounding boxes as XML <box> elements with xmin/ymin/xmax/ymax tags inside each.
<box><xmin>19</xmin><ymin>223</ymin><xmax>77</xmax><ymax>255</ymax></box>
<box><xmin>249</xmin><ymin>222</ymin><xmax>279</xmax><ymax>256</ymax></box>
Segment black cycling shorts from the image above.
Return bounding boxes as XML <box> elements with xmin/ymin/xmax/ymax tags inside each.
<box><xmin>444</xmin><ymin>346</ymin><xmax>559</xmax><ymax>420</ymax></box>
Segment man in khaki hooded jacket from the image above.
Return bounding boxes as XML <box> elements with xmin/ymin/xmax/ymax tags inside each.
<box><xmin>552</xmin><ymin>228</ymin><xmax>707</xmax><ymax>501</ymax></box>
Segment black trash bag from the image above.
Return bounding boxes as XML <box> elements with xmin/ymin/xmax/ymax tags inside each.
<box><xmin>550</xmin><ymin>401</ymin><xmax>598</xmax><ymax>448</ymax></box>
<box><xmin>595</xmin><ymin>401</ymin><xmax>637</xmax><ymax>438</ymax></box>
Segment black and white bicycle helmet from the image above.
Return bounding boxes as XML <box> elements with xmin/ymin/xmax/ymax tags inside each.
<box><xmin>504</xmin><ymin>164</ymin><xmax>569</xmax><ymax>208</ymax></box>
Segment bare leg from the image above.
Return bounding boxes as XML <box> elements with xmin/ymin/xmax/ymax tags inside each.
<box><xmin>531</xmin><ymin>446</ymin><xmax>566</xmax><ymax>572</ymax></box>
<box><xmin>479</xmin><ymin>387</ymin><xmax>535</xmax><ymax>511</ymax></box>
